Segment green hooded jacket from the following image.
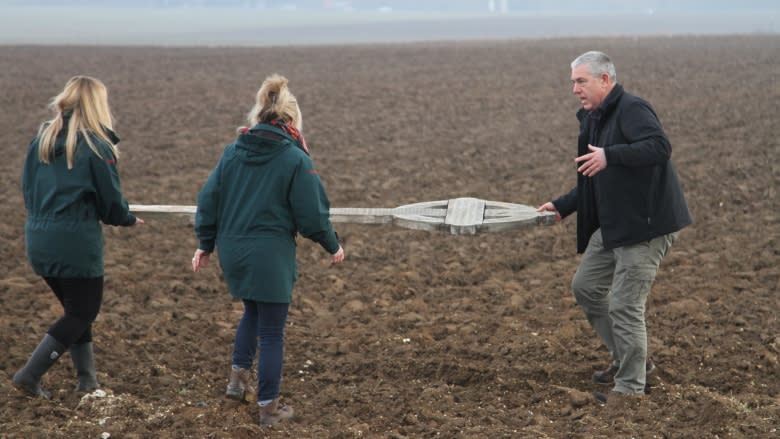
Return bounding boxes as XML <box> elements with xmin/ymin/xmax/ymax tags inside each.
<box><xmin>22</xmin><ymin>125</ymin><xmax>137</xmax><ymax>278</ymax></box>
<box><xmin>195</xmin><ymin>123</ymin><xmax>339</xmax><ymax>303</ymax></box>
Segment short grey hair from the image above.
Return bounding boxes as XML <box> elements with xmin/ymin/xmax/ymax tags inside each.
<box><xmin>571</xmin><ymin>51</ymin><xmax>617</xmax><ymax>82</ymax></box>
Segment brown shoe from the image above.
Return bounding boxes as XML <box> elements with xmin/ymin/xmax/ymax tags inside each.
<box><xmin>225</xmin><ymin>367</ymin><xmax>254</xmax><ymax>401</ymax></box>
<box><xmin>592</xmin><ymin>357</ymin><xmax>656</xmax><ymax>385</ymax></box>
<box><xmin>258</xmin><ymin>398</ymin><xmax>294</xmax><ymax>426</ymax></box>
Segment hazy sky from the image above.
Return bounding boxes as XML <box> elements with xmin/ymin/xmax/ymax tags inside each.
<box><xmin>0</xmin><ymin>2</ymin><xmax>777</xmax><ymax>46</ymax></box>
<box><xmin>1</xmin><ymin>0</ymin><xmax>778</xmax><ymax>11</ymax></box>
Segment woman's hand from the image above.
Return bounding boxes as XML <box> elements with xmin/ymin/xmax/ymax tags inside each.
<box><xmin>192</xmin><ymin>249</ymin><xmax>210</xmax><ymax>272</ymax></box>
<box><xmin>330</xmin><ymin>246</ymin><xmax>345</xmax><ymax>265</ymax></box>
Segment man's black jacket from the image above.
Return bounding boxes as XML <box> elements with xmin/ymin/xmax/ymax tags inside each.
<box><xmin>553</xmin><ymin>84</ymin><xmax>692</xmax><ymax>254</ymax></box>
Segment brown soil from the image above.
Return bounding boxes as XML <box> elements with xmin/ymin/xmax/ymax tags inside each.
<box><xmin>0</xmin><ymin>35</ymin><xmax>778</xmax><ymax>438</ymax></box>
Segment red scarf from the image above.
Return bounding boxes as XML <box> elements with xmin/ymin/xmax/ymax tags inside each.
<box><xmin>269</xmin><ymin>119</ymin><xmax>310</xmax><ymax>155</ymax></box>
<box><xmin>239</xmin><ymin>119</ymin><xmax>310</xmax><ymax>155</ymax></box>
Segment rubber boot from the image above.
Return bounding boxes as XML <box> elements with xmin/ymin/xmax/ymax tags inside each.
<box><xmin>70</xmin><ymin>342</ymin><xmax>99</xmax><ymax>392</ymax></box>
<box><xmin>258</xmin><ymin>398</ymin><xmax>294</xmax><ymax>426</ymax></box>
<box><xmin>225</xmin><ymin>366</ymin><xmax>255</xmax><ymax>401</ymax></box>
<box><xmin>12</xmin><ymin>334</ymin><xmax>66</xmax><ymax>399</ymax></box>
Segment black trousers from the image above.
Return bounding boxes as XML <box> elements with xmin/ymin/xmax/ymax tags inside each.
<box><xmin>44</xmin><ymin>277</ymin><xmax>103</xmax><ymax>347</ymax></box>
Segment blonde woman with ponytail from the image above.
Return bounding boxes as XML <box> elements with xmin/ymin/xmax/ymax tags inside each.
<box><xmin>192</xmin><ymin>74</ymin><xmax>344</xmax><ymax>426</ymax></box>
<box><xmin>14</xmin><ymin>76</ymin><xmax>143</xmax><ymax>398</ymax></box>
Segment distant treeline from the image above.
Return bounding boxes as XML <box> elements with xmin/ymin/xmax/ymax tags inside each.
<box><xmin>0</xmin><ymin>0</ymin><xmax>776</xmax><ymax>12</ymax></box>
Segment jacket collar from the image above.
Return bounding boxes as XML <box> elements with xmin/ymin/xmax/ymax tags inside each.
<box><xmin>576</xmin><ymin>83</ymin><xmax>624</xmax><ymax>121</ymax></box>
<box><xmin>105</xmin><ymin>127</ymin><xmax>120</xmax><ymax>144</ymax></box>
<box><xmin>598</xmin><ymin>83</ymin><xmax>624</xmax><ymax>117</ymax></box>
<box><xmin>244</xmin><ymin>123</ymin><xmax>295</xmax><ymax>143</ymax></box>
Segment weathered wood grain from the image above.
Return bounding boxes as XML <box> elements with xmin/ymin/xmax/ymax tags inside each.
<box><xmin>444</xmin><ymin>197</ymin><xmax>485</xmax><ymax>235</ymax></box>
<box><xmin>130</xmin><ymin>198</ymin><xmax>555</xmax><ymax>235</ymax></box>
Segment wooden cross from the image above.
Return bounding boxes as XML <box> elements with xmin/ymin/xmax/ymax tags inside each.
<box><xmin>129</xmin><ymin>197</ymin><xmax>555</xmax><ymax>235</ymax></box>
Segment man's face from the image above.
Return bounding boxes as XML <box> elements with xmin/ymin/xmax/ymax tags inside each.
<box><xmin>571</xmin><ymin>63</ymin><xmax>610</xmax><ymax>111</ymax></box>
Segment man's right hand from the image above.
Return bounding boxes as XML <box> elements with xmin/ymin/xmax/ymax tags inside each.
<box><xmin>537</xmin><ymin>202</ymin><xmax>562</xmax><ymax>223</ymax></box>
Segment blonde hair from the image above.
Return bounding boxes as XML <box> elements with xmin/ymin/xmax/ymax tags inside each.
<box><xmin>246</xmin><ymin>74</ymin><xmax>303</xmax><ymax>131</ymax></box>
<box><xmin>37</xmin><ymin>76</ymin><xmax>118</xmax><ymax>169</ymax></box>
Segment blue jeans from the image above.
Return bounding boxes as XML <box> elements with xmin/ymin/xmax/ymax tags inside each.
<box><xmin>232</xmin><ymin>300</ymin><xmax>289</xmax><ymax>401</ymax></box>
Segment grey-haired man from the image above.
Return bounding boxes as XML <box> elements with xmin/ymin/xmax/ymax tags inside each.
<box><xmin>538</xmin><ymin>51</ymin><xmax>692</xmax><ymax>403</ymax></box>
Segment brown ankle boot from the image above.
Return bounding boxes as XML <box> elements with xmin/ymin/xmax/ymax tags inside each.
<box><xmin>258</xmin><ymin>398</ymin><xmax>293</xmax><ymax>426</ymax></box>
<box><xmin>225</xmin><ymin>367</ymin><xmax>254</xmax><ymax>401</ymax></box>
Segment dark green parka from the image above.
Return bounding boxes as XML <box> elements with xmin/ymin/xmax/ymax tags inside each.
<box><xmin>22</xmin><ymin>125</ymin><xmax>137</xmax><ymax>278</ymax></box>
<box><xmin>195</xmin><ymin>123</ymin><xmax>339</xmax><ymax>303</ymax></box>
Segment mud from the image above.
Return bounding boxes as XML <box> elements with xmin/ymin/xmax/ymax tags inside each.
<box><xmin>0</xmin><ymin>35</ymin><xmax>778</xmax><ymax>438</ymax></box>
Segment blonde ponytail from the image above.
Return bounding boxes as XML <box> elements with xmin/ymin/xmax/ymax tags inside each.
<box><xmin>246</xmin><ymin>74</ymin><xmax>303</xmax><ymax>131</ymax></box>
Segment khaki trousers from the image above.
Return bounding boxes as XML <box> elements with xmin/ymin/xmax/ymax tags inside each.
<box><xmin>572</xmin><ymin>229</ymin><xmax>677</xmax><ymax>393</ymax></box>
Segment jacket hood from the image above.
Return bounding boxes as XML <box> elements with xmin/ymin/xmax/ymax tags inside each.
<box><xmin>233</xmin><ymin>123</ymin><xmax>296</xmax><ymax>165</ymax></box>
<box><xmin>51</xmin><ymin>113</ymin><xmax>121</xmax><ymax>157</ymax></box>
